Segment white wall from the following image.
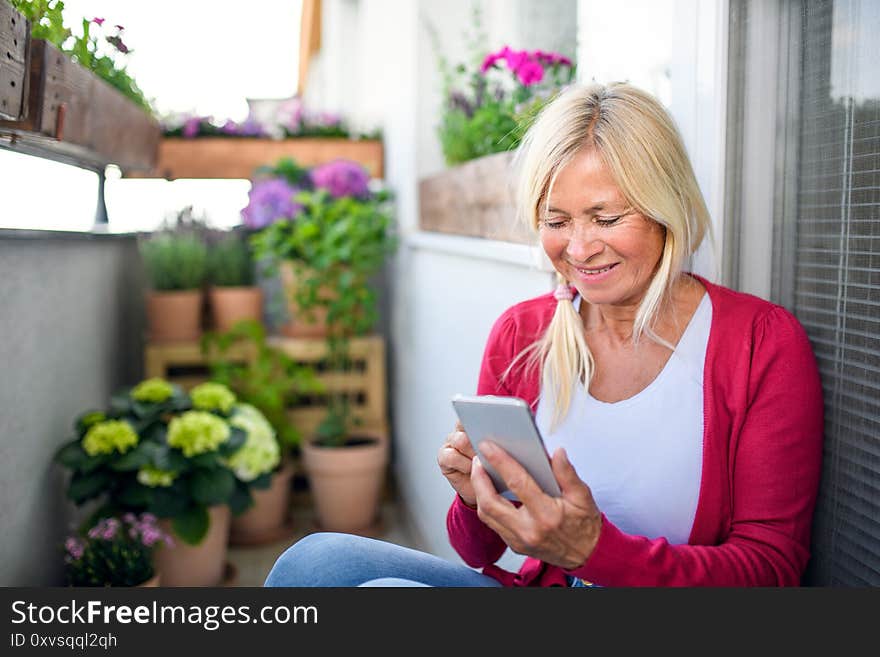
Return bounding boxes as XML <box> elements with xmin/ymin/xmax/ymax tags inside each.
<box><xmin>578</xmin><ymin>0</ymin><xmax>729</xmax><ymax>281</ymax></box>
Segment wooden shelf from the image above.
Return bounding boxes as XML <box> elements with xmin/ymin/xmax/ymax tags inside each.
<box><xmin>126</xmin><ymin>136</ymin><xmax>384</xmax><ymax>180</ymax></box>
<box><xmin>144</xmin><ymin>334</ymin><xmax>389</xmax><ymax>440</ymax></box>
<box><xmin>0</xmin><ymin>27</ymin><xmax>161</xmax><ymax>173</ymax></box>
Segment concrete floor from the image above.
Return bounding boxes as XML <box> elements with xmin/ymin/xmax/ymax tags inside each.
<box><xmin>225</xmin><ymin>495</ymin><xmax>427</xmax><ymax>587</ymax></box>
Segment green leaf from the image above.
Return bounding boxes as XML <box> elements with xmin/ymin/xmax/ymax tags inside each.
<box><xmin>150</xmin><ymin>444</ymin><xmax>189</xmax><ymax>472</ymax></box>
<box><xmin>250</xmin><ymin>472</ymin><xmax>273</xmax><ymax>490</ymax></box>
<box><xmin>118</xmin><ymin>480</ymin><xmax>153</xmax><ymax>507</ymax></box>
<box><xmin>189</xmin><ymin>452</ymin><xmax>220</xmax><ymax>468</ymax></box>
<box><xmin>110</xmin><ymin>392</ymin><xmax>133</xmax><ymax>415</ymax></box>
<box><xmin>217</xmin><ymin>426</ymin><xmax>247</xmax><ymax>457</ymax></box>
<box><xmin>109</xmin><ymin>442</ymin><xmax>153</xmax><ymax>471</ymax></box>
<box><xmin>172</xmin><ymin>505</ymin><xmax>210</xmax><ymax>545</ymax></box>
<box><xmin>149</xmin><ymin>484</ymin><xmax>189</xmax><ymax>517</ymax></box>
<box><xmin>190</xmin><ymin>468</ymin><xmax>235</xmax><ymax>506</ymax></box>
<box><xmin>54</xmin><ymin>440</ymin><xmax>93</xmax><ymax>471</ymax></box>
<box><xmin>229</xmin><ymin>482</ymin><xmax>254</xmax><ymax>516</ymax></box>
<box><xmin>67</xmin><ymin>471</ymin><xmax>112</xmax><ymax>505</ymax></box>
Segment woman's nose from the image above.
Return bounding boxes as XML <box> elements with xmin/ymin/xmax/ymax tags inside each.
<box><xmin>564</xmin><ymin>226</ymin><xmax>604</xmax><ymax>262</ymax></box>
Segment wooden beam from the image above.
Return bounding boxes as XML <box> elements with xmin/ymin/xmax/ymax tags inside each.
<box><xmin>0</xmin><ymin>39</ymin><xmax>160</xmax><ymax>172</ymax></box>
<box><xmin>298</xmin><ymin>0</ymin><xmax>322</xmax><ymax>97</ymax></box>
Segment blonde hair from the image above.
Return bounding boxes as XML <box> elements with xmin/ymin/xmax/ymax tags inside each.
<box><xmin>510</xmin><ymin>82</ymin><xmax>713</xmax><ymax>428</ymax></box>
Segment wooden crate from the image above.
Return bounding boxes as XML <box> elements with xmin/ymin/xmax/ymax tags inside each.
<box><xmin>143</xmin><ymin>335</ymin><xmax>389</xmax><ymax>441</ymax></box>
<box><xmin>128</xmin><ymin>136</ymin><xmax>384</xmax><ymax>180</ymax></box>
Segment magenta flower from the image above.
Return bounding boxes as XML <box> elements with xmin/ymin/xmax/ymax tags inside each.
<box><xmin>115</xmin><ymin>24</ymin><xmax>125</xmax><ymax>31</ymax></box>
<box><xmin>310</xmin><ymin>159</ymin><xmax>370</xmax><ymax>199</ymax></box>
<box><xmin>241</xmin><ymin>178</ymin><xmax>303</xmax><ymax>229</ymax></box>
<box><xmin>515</xmin><ymin>60</ymin><xmax>544</xmax><ymax>86</ymax></box>
<box><xmin>92</xmin><ymin>17</ymin><xmax>105</xmax><ymax>26</ymax></box>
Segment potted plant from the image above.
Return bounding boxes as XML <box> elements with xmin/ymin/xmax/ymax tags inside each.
<box><xmin>249</xmin><ymin>158</ymin><xmax>397</xmax><ymax>533</ymax></box>
<box><xmin>202</xmin><ymin>320</ymin><xmax>323</xmax><ymax>544</ymax></box>
<box><xmin>206</xmin><ymin>230</ymin><xmax>263</xmax><ymax>332</ymax></box>
<box><xmin>53</xmin><ymin>378</ymin><xmax>265</xmax><ymax>586</ymax></box>
<box><xmin>62</xmin><ymin>513</ymin><xmax>172</xmax><ymax>587</ymax></box>
<box><xmin>139</xmin><ymin>232</ymin><xmax>208</xmax><ymax>342</ymax></box>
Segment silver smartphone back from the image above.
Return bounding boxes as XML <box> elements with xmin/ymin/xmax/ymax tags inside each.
<box><xmin>451</xmin><ymin>394</ymin><xmax>561</xmax><ymax>501</ymax></box>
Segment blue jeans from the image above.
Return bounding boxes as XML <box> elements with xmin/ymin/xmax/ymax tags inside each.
<box><xmin>263</xmin><ymin>532</ymin><xmax>504</xmax><ymax>587</ymax></box>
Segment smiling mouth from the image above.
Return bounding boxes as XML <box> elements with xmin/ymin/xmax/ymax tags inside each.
<box><xmin>572</xmin><ymin>263</ymin><xmax>619</xmax><ymax>276</ymax></box>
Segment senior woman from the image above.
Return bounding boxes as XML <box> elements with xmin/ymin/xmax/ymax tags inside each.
<box><xmin>264</xmin><ymin>82</ymin><xmax>824</xmax><ymax>587</ymax></box>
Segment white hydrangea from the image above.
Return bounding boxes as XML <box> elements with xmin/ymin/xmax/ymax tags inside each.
<box><xmin>224</xmin><ymin>404</ymin><xmax>280</xmax><ymax>481</ymax></box>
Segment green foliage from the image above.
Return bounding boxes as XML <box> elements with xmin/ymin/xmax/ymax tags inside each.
<box><xmin>10</xmin><ymin>1</ymin><xmax>153</xmax><ymax>113</ymax></box>
<box><xmin>201</xmin><ymin>320</ymin><xmax>324</xmax><ymax>452</ymax></box>
<box><xmin>207</xmin><ymin>233</ymin><xmax>256</xmax><ymax>287</ymax></box>
<box><xmin>139</xmin><ymin>233</ymin><xmax>208</xmax><ymax>291</ymax></box>
<box><xmin>54</xmin><ymin>380</ymin><xmax>266</xmax><ymax>545</ymax></box>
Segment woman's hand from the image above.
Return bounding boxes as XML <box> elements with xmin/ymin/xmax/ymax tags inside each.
<box><xmin>437</xmin><ymin>421</ymin><xmax>478</xmax><ymax>508</ymax></box>
<box><xmin>470</xmin><ymin>441</ymin><xmax>603</xmax><ymax>570</ymax></box>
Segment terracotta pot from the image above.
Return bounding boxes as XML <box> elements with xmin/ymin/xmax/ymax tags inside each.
<box><xmin>146</xmin><ymin>289</ymin><xmax>203</xmax><ymax>342</ymax></box>
<box><xmin>136</xmin><ymin>573</ymin><xmax>160</xmax><ymax>587</ymax></box>
<box><xmin>155</xmin><ymin>505</ymin><xmax>231</xmax><ymax>586</ymax></box>
<box><xmin>302</xmin><ymin>432</ymin><xmax>388</xmax><ymax>533</ymax></box>
<box><xmin>208</xmin><ymin>286</ymin><xmax>264</xmax><ymax>332</ymax></box>
<box><xmin>229</xmin><ymin>458</ymin><xmax>296</xmax><ymax>545</ymax></box>
<box><xmin>278</xmin><ymin>260</ymin><xmax>334</xmax><ymax>337</ymax></box>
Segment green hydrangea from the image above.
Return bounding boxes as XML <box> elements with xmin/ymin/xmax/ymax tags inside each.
<box><xmin>190</xmin><ymin>382</ymin><xmax>236</xmax><ymax>414</ymax></box>
<box><xmin>137</xmin><ymin>465</ymin><xmax>177</xmax><ymax>488</ymax></box>
<box><xmin>131</xmin><ymin>377</ymin><xmax>175</xmax><ymax>403</ymax></box>
<box><xmin>224</xmin><ymin>404</ymin><xmax>280</xmax><ymax>481</ymax></box>
<box><xmin>167</xmin><ymin>411</ymin><xmax>230</xmax><ymax>457</ymax></box>
<box><xmin>81</xmin><ymin>420</ymin><xmax>139</xmax><ymax>456</ymax></box>
<box><xmin>79</xmin><ymin>411</ymin><xmax>106</xmax><ymax>430</ymax></box>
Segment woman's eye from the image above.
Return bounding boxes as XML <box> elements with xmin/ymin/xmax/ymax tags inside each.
<box><xmin>594</xmin><ymin>215</ymin><xmax>621</xmax><ymax>227</ymax></box>
<box><xmin>542</xmin><ymin>218</ymin><xmax>568</xmax><ymax>229</ymax></box>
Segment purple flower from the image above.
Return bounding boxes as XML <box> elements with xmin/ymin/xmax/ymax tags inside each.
<box><xmin>92</xmin><ymin>17</ymin><xmax>105</xmax><ymax>26</ymax></box>
<box><xmin>238</xmin><ymin>118</ymin><xmax>266</xmax><ymax>137</ymax></box>
<box><xmin>310</xmin><ymin>160</ymin><xmax>370</xmax><ymax>199</ymax></box>
<box><xmin>182</xmin><ymin>117</ymin><xmax>201</xmax><ymax>138</ymax></box>
<box><xmin>106</xmin><ymin>35</ymin><xmax>130</xmax><ymax>54</ymax></box>
<box><xmin>221</xmin><ymin>119</ymin><xmax>240</xmax><ymax>135</ymax></box>
<box><xmin>115</xmin><ymin>24</ymin><xmax>125</xmax><ymax>31</ymax></box>
<box><xmin>241</xmin><ymin>178</ymin><xmax>303</xmax><ymax>229</ymax></box>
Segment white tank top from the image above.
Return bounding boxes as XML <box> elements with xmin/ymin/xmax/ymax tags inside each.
<box><xmin>535</xmin><ymin>293</ymin><xmax>710</xmax><ymax>545</ymax></box>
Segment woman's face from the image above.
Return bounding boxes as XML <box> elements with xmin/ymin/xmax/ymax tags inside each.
<box><xmin>539</xmin><ymin>147</ymin><xmax>665</xmax><ymax>309</ymax></box>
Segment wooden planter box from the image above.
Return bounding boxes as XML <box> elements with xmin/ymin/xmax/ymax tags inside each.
<box><xmin>0</xmin><ymin>0</ymin><xmax>29</xmax><ymax>121</ymax></box>
<box><xmin>0</xmin><ymin>36</ymin><xmax>161</xmax><ymax>172</ymax></box>
<box><xmin>132</xmin><ymin>137</ymin><xmax>385</xmax><ymax>180</ymax></box>
<box><xmin>418</xmin><ymin>151</ymin><xmax>534</xmax><ymax>244</ymax></box>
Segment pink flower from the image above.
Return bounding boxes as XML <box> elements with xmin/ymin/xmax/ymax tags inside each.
<box><xmin>92</xmin><ymin>17</ymin><xmax>105</xmax><ymax>26</ymax></box>
<box><xmin>515</xmin><ymin>60</ymin><xmax>544</xmax><ymax>86</ymax></box>
<box><xmin>310</xmin><ymin>159</ymin><xmax>371</xmax><ymax>199</ymax></box>
<box><xmin>115</xmin><ymin>24</ymin><xmax>125</xmax><ymax>31</ymax></box>
<box><xmin>65</xmin><ymin>537</ymin><xmax>84</xmax><ymax>560</ymax></box>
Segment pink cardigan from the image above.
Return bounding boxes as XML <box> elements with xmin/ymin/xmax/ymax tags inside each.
<box><xmin>447</xmin><ymin>276</ymin><xmax>824</xmax><ymax>586</ymax></box>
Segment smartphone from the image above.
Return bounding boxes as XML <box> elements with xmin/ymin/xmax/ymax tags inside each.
<box><xmin>451</xmin><ymin>394</ymin><xmax>561</xmax><ymax>501</ymax></box>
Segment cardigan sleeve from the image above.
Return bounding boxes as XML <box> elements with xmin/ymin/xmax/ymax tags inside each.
<box><xmin>445</xmin><ymin>312</ymin><xmax>517</xmax><ymax>567</ymax></box>
<box><xmin>564</xmin><ymin>306</ymin><xmax>825</xmax><ymax>586</ymax></box>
